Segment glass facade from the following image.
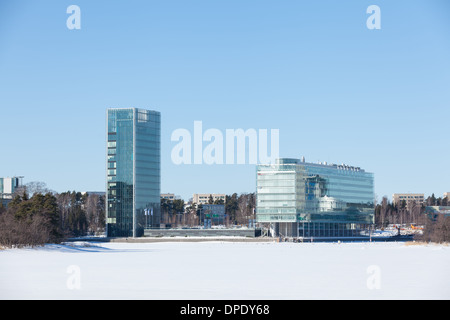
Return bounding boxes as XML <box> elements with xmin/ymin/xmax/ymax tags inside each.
<box><xmin>201</xmin><ymin>204</ymin><xmax>226</xmax><ymax>226</ymax></box>
<box><xmin>256</xmin><ymin>158</ymin><xmax>374</xmax><ymax>237</ymax></box>
<box><xmin>106</xmin><ymin>108</ymin><xmax>161</xmax><ymax>237</ymax></box>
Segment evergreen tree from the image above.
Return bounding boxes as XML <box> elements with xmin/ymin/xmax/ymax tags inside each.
<box><xmin>428</xmin><ymin>193</ymin><xmax>437</xmax><ymax>206</ymax></box>
<box><xmin>0</xmin><ymin>192</ymin><xmax>63</xmax><ymax>247</ymax></box>
<box><xmin>173</xmin><ymin>199</ymin><xmax>185</xmax><ymax>214</ymax></box>
<box><xmin>225</xmin><ymin>193</ymin><xmax>239</xmax><ymax>224</ymax></box>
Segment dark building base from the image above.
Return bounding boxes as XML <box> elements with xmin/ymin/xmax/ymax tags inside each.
<box><xmin>144</xmin><ymin>228</ymin><xmax>261</xmax><ymax>238</ymax></box>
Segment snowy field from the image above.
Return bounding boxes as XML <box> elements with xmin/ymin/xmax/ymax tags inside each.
<box><xmin>1</xmin><ymin>241</ymin><xmax>449</xmax><ymax>300</ymax></box>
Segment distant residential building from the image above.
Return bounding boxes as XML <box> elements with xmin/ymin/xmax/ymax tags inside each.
<box><xmin>193</xmin><ymin>193</ymin><xmax>226</xmax><ymax>205</ymax></box>
<box><xmin>161</xmin><ymin>193</ymin><xmax>176</xmax><ymax>201</ymax></box>
<box><xmin>0</xmin><ymin>176</ymin><xmax>24</xmax><ymax>207</ymax></box>
<box><xmin>444</xmin><ymin>192</ymin><xmax>450</xmax><ymax>200</ymax></box>
<box><xmin>392</xmin><ymin>193</ymin><xmax>424</xmax><ymax>207</ymax></box>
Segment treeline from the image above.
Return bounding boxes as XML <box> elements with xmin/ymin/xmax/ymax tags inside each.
<box><xmin>0</xmin><ymin>193</ymin><xmax>62</xmax><ymax>248</ymax></box>
<box><xmin>421</xmin><ymin>214</ymin><xmax>450</xmax><ymax>243</ymax></box>
<box><xmin>225</xmin><ymin>193</ymin><xmax>255</xmax><ymax>225</ymax></box>
<box><xmin>374</xmin><ymin>197</ymin><xmax>424</xmax><ymax>227</ymax></box>
<box><xmin>0</xmin><ymin>187</ymin><xmax>105</xmax><ymax>248</ymax></box>
<box><xmin>57</xmin><ymin>191</ymin><xmax>105</xmax><ymax>237</ymax></box>
<box><xmin>375</xmin><ymin>194</ymin><xmax>450</xmax><ymax>243</ymax></box>
<box><xmin>160</xmin><ymin>193</ymin><xmax>256</xmax><ymax>227</ymax></box>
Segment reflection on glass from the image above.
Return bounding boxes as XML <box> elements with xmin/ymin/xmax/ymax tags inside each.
<box><xmin>256</xmin><ymin>158</ymin><xmax>374</xmax><ymax>237</ymax></box>
<box><xmin>106</xmin><ymin>108</ymin><xmax>161</xmax><ymax>237</ymax></box>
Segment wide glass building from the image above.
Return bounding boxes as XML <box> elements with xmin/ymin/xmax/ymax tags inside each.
<box><xmin>256</xmin><ymin>158</ymin><xmax>374</xmax><ymax>238</ymax></box>
<box><xmin>106</xmin><ymin>108</ymin><xmax>161</xmax><ymax>237</ymax></box>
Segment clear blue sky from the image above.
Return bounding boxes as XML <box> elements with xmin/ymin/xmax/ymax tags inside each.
<box><xmin>1</xmin><ymin>0</ymin><xmax>449</xmax><ymax>202</ymax></box>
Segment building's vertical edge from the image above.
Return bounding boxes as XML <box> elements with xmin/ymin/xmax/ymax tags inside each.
<box><xmin>132</xmin><ymin>108</ymin><xmax>137</xmax><ymax>238</ymax></box>
<box><xmin>158</xmin><ymin>111</ymin><xmax>161</xmax><ymax>228</ymax></box>
<box><xmin>105</xmin><ymin>108</ymin><xmax>109</xmax><ymax>238</ymax></box>
<box><xmin>372</xmin><ymin>173</ymin><xmax>376</xmax><ymax>225</ymax></box>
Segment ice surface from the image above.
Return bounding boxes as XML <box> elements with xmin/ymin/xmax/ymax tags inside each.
<box><xmin>1</xmin><ymin>241</ymin><xmax>449</xmax><ymax>300</ymax></box>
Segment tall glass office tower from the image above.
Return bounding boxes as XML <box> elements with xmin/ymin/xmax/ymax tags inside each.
<box><xmin>106</xmin><ymin>108</ymin><xmax>161</xmax><ymax>237</ymax></box>
<box><xmin>256</xmin><ymin>158</ymin><xmax>374</xmax><ymax>238</ymax></box>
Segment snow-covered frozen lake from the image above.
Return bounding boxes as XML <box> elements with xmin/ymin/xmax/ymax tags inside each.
<box><xmin>1</xmin><ymin>241</ymin><xmax>449</xmax><ymax>300</ymax></box>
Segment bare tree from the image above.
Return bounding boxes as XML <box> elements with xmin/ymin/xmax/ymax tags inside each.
<box><xmin>380</xmin><ymin>196</ymin><xmax>388</xmax><ymax>228</ymax></box>
<box><xmin>56</xmin><ymin>192</ymin><xmax>72</xmax><ymax>234</ymax></box>
<box><xmin>421</xmin><ymin>215</ymin><xmax>450</xmax><ymax>243</ymax></box>
<box><xmin>25</xmin><ymin>181</ymin><xmax>54</xmax><ymax>198</ymax></box>
<box><xmin>236</xmin><ymin>194</ymin><xmax>253</xmax><ymax>225</ymax></box>
<box><xmin>186</xmin><ymin>203</ymin><xmax>198</xmax><ymax>227</ymax></box>
<box><xmin>84</xmin><ymin>193</ymin><xmax>105</xmax><ymax>235</ymax></box>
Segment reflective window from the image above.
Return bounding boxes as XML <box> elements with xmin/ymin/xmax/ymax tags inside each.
<box><xmin>256</xmin><ymin>159</ymin><xmax>374</xmax><ymax>226</ymax></box>
<box><xmin>106</xmin><ymin>108</ymin><xmax>161</xmax><ymax>237</ymax></box>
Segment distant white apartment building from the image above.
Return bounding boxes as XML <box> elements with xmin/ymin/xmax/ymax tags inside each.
<box><xmin>161</xmin><ymin>193</ymin><xmax>176</xmax><ymax>201</ymax></box>
<box><xmin>392</xmin><ymin>193</ymin><xmax>424</xmax><ymax>207</ymax></box>
<box><xmin>444</xmin><ymin>192</ymin><xmax>450</xmax><ymax>200</ymax></box>
<box><xmin>193</xmin><ymin>193</ymin><xmax>226</xmax><ymax>205</ymax></box>
<box><xmin>0</xmin><ymin>176</ymin><xmax>24</xmax><ymax>206</ymax></box>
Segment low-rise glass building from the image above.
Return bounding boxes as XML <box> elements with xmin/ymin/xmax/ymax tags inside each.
<box><xmin>256</xmin><ymin>158</ymin><xmax>374</xmax><ymax>238</ymax></box>
<box><xmin>201</xmin><ymin>204</ymin><xmax>226</xmax><ymax>227</ymax></box>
